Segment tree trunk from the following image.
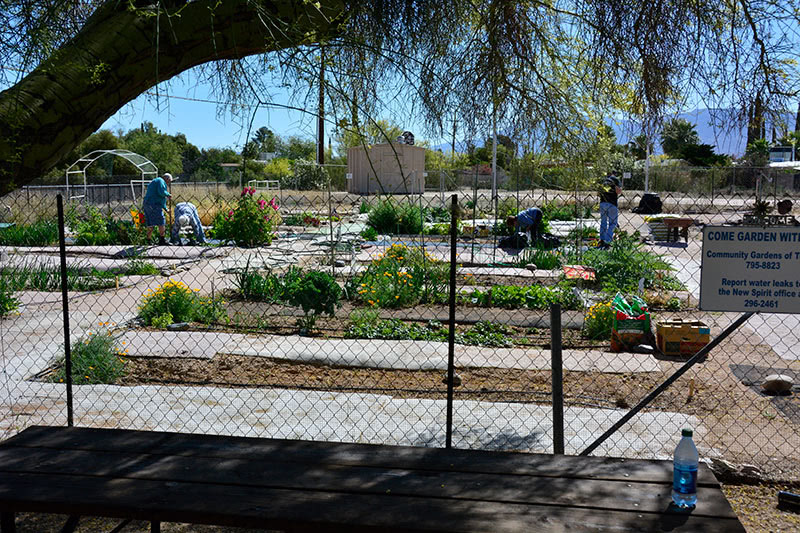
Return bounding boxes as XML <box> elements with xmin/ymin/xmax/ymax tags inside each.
<box><xmin>0</xmin><ymin>0</ymin><xmax>346</xmax><ymax>195</ymax></box>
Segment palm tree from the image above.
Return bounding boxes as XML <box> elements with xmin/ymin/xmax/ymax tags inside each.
<box><xmin>660</xmin><ymin>119</ymin><xmax>700</xmax><ymax>157</ymax></box>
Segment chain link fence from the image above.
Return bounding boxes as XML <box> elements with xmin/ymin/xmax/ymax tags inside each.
<box><xmin>0</xmin><ymin>172</ymin><xmax>798</xmax><ymax>483</ymax></box>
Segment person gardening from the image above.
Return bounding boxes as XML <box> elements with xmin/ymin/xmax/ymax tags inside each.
<box><xmin>506</xmin><ymin>207</ymin><xmax>544</xmax><ymax>244</ymax></box>
<box><xmin>170</xmin><ymin>201</ymin><xmax>206</xmax><ymax>245</ymax></box>
<box><xmin>598</xmin><ymin>173</ymin><xmax>622</xmax><ymax>249</ymax></box>
<box><xmin>142</xmin><ymin>172</ymin><xmax>172</xmax><ymax>245</ymax></box>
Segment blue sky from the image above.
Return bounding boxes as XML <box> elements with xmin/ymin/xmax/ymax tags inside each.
<box><xmin>102</xmin><ymin>89</ymin><xmax>313</xmax><ymax>151</ymax></box>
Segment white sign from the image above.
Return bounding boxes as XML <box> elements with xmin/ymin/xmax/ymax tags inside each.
<box><xmin>700</xmin><ymin>226</ymin><xmax>800</xmax><ymax>313</ymax></box>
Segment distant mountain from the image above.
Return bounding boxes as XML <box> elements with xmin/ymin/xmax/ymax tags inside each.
<box><xmin>431</xmin><ymin>108</ymin><xmax>799</xmax><ymax>158</ymax></box>
<box><xmin>610</xmin><ymin>108</ymin><xmax>798</xmax><ymax>157</ymax></box>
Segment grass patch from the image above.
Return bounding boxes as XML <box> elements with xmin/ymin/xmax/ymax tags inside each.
<box><xmin>50</xmin><ymin>328</ymin><xmax>127</xmax><ymax>384</ymax></box>
<box><xmin>0</xmin><ymin>220</ymin><xmax>58</xmax><ymax>246</ymax></box>
<box><xmin>0</xmin><ymin>261</ymin><xmax>116</xmax><ymax>292</ymax></box>
<box><xmin>345</xmin><ymin>310</ymin><xmax>513</xmax><ymax>347</ymax></box>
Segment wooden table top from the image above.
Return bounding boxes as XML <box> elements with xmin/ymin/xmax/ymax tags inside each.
<box><xmin>0</xmin><ymin>426</ymin><xmax>744</xmax><ymax>532</ymax></box>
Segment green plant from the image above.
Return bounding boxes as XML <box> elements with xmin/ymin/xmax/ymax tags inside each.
<box><xmin>366</xmin><ymin>199</ymin><xmax>424</xmax><ymax>234</ymax></box>
<box><xmin>566</xmin><ymin>231</ymin><xmax>684</xmax><ymax>293</ymax></box>
<box><xmin>0</xmin><ymin>219</ymin><xmax>59</xmax><ymax>246</ymax></box>
<box><xmin>583</xmin><ymin>300</ymin><xmax>614</xmax><ymax>340</ymax></box>
<box><xmin>346</xmin><ymin>244</ymin><xmax>450</xmax><ymax>308</ymax></box>
<box><xmin>138</xmin><ymin>279</ymin><xmax>226</xmax><ymax>326</ymax></box>
<box><xmin>359</xmin><ymin>201</ymin><xmax>372</xmax><ymax>214</ymax></box>
<box><xmin>0</xmin><ymin>260</ymin><xmax>116</xmax><ymax>292</ymax></box>
<box><xmin>0</xmin><ymin>279</ymin><xmax>19</xmax><ymax>317</ymax></box>
<box><xmin>151</xmin><ymin>312</ymin><xmax>174</xmax><ymax>329</ymax></box>
<box><xmin>290</xmin><ymin>161</ymin><xmax>329</xmax><ymax>190</ymax></box>
<box><xmin>517</xmin><ymin>245</ymin><xmax>562</xmax><ymax>270</ymax></box>
<box><xmin>73</xmin><ymin>205</ymin><xmax>112</xmax><ymax>245</ymax></box>
<box><xmin>566</xmin><ymin>226</ymin><xmax>599</xmax><ymax>241</ymax></box>
<box><xmin>285</xmin><ymin>270</ymin><xmax>342</xmax><ymax>333</ymax></box>
<box><xmin>466</xmin><ymin>283</ymin><xmax>580</xmax><ymax>310</ymax></box>
<box><xmin>665</xmin><ymin>296</ymin><xmax>682</xmax><ymax>311</ymax></box>
<box><xmin>123</xmin><ymin>257</ymin><xmax>160</xmax><ymax>276</ymax></box>
<box><xmin>360</xmin><ymin>226</ymin><xmax>379</xmax><ymax>240</ymax></box>
<box><xmin>212</xmin><ymin>188</ymin><xmax>278</xmax><ymax>247</ymax></box>
<box><xmin>345</xmin><ymin>314</ymin><xmax>512</xmax><ymax>347</ymax></box>
<box><xmin>50</xmin><ymin>328</ymin><xmax>126</xmax><ymax>385</ymax></box>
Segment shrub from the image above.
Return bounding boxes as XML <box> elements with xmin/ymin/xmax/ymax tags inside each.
<box><xmin>516</xmin><ymin>245</ymin><xmax>562</xmax><ymax>270</ymax></box>
<box><xmin>567</xmin><ymin>231</ymin><xmax>684</xmax><ymax>293</ymax></box>
<box><xmin>360</xmin><ymin>226</ymin><xmax>379</xmax><ymax>241</ymax></box>
<box><xmin>366</xmin><ymin>199</ymin><xmax>424</xmax><ymax>234</ymax></box>
<box><xmin>50</xmin><ymin>328</ymin><xmax>126</xmax><ymax>385</ymax></box>
<box><xmin>234</xmin><ymin>264</ymin><xmax>303</xmax><ymax>302</ymax></box>
<box><xmin>583</xmin><ymin>300</ymin><xmax>615</xmax><ymax>340</ymax></box>
<box><xmin>0</xmin><ymin>219</ymin><xmax>58</xmax><ymax>246</ymax></box>
<box><xmin>290</xmin><ymin>161</ymin><xmax>329</xmax><ymax>190</ymax></box>
<box><xmin>346</xmin><ymin>244</ymin><xmax>450</xmax><ymax>308</ymax></box>
<box><xmin>285</xmin><ymin>270</ymin><xmax>342</xmax><ymax>332</ymax></box>
<box><xmin>212</xmin><ymin>188</ymin><xmax>279</xmax><ymax>247</ymax></box>
<box><xmin>138</xmin><ymin>279</ymin><xmax>226</xmax><ymax>326</ymax></box>
<box><xmin>0</xmin><ymin>279</ymin><xmax>19</xmax><ymax>317</ymax></box>
<box><xmin>466</xmin><ymin>283</ymin><xmax>580</xmax><ymax>310</ymax></box>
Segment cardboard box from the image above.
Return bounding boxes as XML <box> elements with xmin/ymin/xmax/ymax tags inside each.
<box><xmin>656</xmin><ymin>319</ymin><xmax>710</xmax><ymax>356</ymax></box>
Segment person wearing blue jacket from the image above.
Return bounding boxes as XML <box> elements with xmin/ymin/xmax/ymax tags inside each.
<box><xmin>142</xmin><ymin>173</ymin><xmax>172</xmax><ymax>245</ymax></box>
<box><xmin>170</xmin><ymin>202</ymin><xmax>206</xmax><ymax>245</ymax></box>
<box><xmin>506</xmin><ymin>207</ymin><xmax>544</xmax><ymax>243</ymax></box>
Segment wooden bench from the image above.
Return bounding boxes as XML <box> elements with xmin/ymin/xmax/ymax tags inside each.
<box><xmin>0</xmin><ymin>426</ymin><xmax>744</xmax><ymax>532</ymax></box>
<box><xmin>663</xmin><ymin>217</ymin><xmax>694</xmax><ymax>242</ymax></box>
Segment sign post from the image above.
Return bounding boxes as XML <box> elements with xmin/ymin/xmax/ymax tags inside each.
<box><xmin>700</xmin><ymin>226</ymin><xmax>800</xmax><ymax>313</ymax></box>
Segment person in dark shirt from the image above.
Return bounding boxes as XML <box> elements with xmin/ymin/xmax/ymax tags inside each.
<box><xmin>598</xmin><ymin>174</ymin><xmax>622</xmax><ymax>248</ymax></box>
<box><xmin>506</xmin><ymin>207</ymin><xmax>544</xmax><ymax>243</ymax></box>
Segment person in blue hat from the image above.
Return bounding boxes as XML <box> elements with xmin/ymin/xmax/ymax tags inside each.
<box><xmin>142</xmin><ymin>172</ymin><xmax>172</xmax><ymax>245</ymax></box>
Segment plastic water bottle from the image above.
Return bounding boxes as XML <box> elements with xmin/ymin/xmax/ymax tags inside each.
<box><xmin>672</xmin><ymin>427</ymin><xmax>698</xmax><ymax>508</ymax></box>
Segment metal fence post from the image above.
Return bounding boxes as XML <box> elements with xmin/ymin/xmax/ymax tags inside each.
<box><xmin>445</xmin><ymin>194</ymin><xmax>458</xmax><ymax>449</ymax></box>
<box><xmin>57</xmin><ymin>195</ymin><xmax>73</xmax><ymax>427</ymax></box>
<box><xmin>550</xmin><ymin>303</ymin><xmax>564</xmax><ymax>455</ymax></box>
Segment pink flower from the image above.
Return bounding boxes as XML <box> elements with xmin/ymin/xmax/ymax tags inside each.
<box><xmin>240</xmin><ymin>189</ymin><xmax>247</xmax><ymax>197</ymax></box>
<box><xmin>269</xmin><ymin>197</ymin><xmax>279</xmax><ymax>210</ymax></box>
<box><xmin>228</xmin><ymin>210</ymin><xmax>234</xmax><ymax>216</ymax></box>
<box><xmin>258</xmin><ymin>199</ymin><xmax>266</xmax><ymax>208</ymax></box>
<box><xmin>263</xmin><ymin>215</ymin><xmax>269</xmax><ymax>220</ymax></box>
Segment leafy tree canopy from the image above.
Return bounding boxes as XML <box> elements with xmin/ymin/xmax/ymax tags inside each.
<box><xmin>660</xmin><ymin>119</ymin><xmax>701</xmax><ymax>158</ymax></box>
<box><xmin>1</xmin><ymin>0</ymin><xmax>800</xmax><ymax>194</ymax></box>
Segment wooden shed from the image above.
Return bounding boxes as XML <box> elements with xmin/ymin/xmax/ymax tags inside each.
<box><xmin>347</xmin><ymin>143</ymin><xmax>425</xmax><ymax>194</ymax></box>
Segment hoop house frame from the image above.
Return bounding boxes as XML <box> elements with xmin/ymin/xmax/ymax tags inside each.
<box><xmin>64</xmin><ymin>149</ymin><xmax>158</xmax><ymax>202</ymax></box>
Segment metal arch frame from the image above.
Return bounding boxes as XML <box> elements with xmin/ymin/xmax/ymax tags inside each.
<box><xmin>64</xmin><ymin>149</ymin><xmax>158</xmax><ymax>202</ymax></box>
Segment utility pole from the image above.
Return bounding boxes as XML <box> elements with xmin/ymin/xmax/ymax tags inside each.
<box><xmin>317</xmin><ymin>47</ymin><xmax>325</xmax><ymax>165</ymax></box>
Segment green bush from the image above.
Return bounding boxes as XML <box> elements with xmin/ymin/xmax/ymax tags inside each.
<box><xmin>51</xmin><ymin>329</ymin><xmax>126</xmax><ymax>385</ymax></box>
<box><xmin>212</xmin><ymin>188</ymin><xmax>278</xmax><ymax>247</ymax></box>
<box><xmin>0</xmin><ymin>279</ymin><xmax>19</xmax><ymax>317</ymax></box>
<box><xmin>366</xmin><ymin>199</ymin><xmax>423</xmax><ymax>234</ymax></box>
<box><xmin>286</xmin><ymin>270</ymin><xmax>342</xmax><ymax>332</ymax></box>
<box><xmin>360</xmin><ymin>226</ymin><xmax>379</xmax><ymax>241</ymax></box>
<box><xmin>583</xmin><ymin>300</ymin><xmax>614</xmax><ymax>340</ymax></box>
<box><xmin>345</xmin><ymin>313</ymin><xmax>512</xmax><ymax>347</ymax></box>
<box><xmin>138</xmin><ymin>279</ymin><xmax>226</xmax><ymax>326</ymax></box>
<box><xmin>517</xmin><ymin>245</ymin><xmax>562</xmax><ymax>270</ymax></box>
<box><xmin>567</xmin><ymin>231</ymin><xmax>684</xmax><ymax>293</ymax></box>
<box><xmin>0</xmin><ymin>219</ymin><xmax>58</xmax><ymax>246</ymax></box>
<box><xmin>346</xmin><ymin>244</ymin><xmax>450</xmax><ymax>308</ymax></box>
<box><xmin>290</xmin><ymin>161</ymin><xmax>329</xmax><ymax>190</ymax></box>
<box><xmin>466</xmin><ymin>283</ymin><xmax>580</xmax><ymax>310</ymax></box>
<box><xmin>234</xmin><ymin>265</ymin><xmax>303</xmax><ymax>302</ymax></box>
